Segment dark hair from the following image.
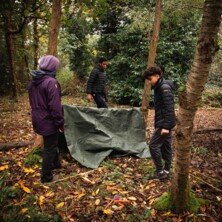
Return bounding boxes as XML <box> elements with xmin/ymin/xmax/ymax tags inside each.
<box><xmin>143</xmin><ymin>66</ymin><xmax>162</xmax><ymax>79</ymax></box>
<box><xmin>98</xmin><ymin>57</ymin><xmax>108</xmax><ymax>64</ymax></box>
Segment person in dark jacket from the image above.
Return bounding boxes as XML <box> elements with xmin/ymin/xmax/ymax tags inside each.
<box><xmin>86</xmin><ymin>57</ymin><xmax>108</xmax><ymax>108</ymax></box>
<box><xmin>28</xmin><ymin>55</ymin><xmax>63</xmax><ymax>183</ymax></box>
<box><xmin>143</xmin><ymin>65</ymin><xmax>176</xmax><ymax>180</ymax></box>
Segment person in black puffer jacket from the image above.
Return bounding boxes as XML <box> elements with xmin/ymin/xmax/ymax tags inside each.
<box><xmin>143</xmin><ymin>65</ymin><xmax>176</xmax><ymax>180</ymax></box>
<box><xmin>86</xmin><ymin>57</ymin><xmax>108</xmax><ymax>108</ymax></box>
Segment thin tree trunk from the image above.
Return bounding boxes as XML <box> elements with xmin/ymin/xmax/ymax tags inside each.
<box><xmin>3</xmin><ymin>11</ymin><xmax>18</xmax><ymax>100</ymax></box>
<box><xmin>17</xmin><ymin>30</ymin><xmax>28</xmax><ymax>88</ymax></box>
<box><xmin>172</xmin><ymin>0</ymin><xmax>222</xmax><ymax>213</ymax></box>
<box><xmin>47</xmin><ymin>0</ymin><xmax>62</xmax><ymax>56</ymax></box>
<box><xmin>33</xmin><ymin>17</ymin><xmax>39</xmax><ymax>69</ymax></box>
<box><xmin>141</xmin><ymin>0</ymin><xmax>162</xmax><ymax>135</ymax></box>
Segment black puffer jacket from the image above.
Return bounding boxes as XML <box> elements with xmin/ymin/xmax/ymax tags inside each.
<box><xmin>153</xmin><ymin>77</ymin><xmax>176</xmax><ymax>130</ymax></box>
<box><xmin>86</xmin><ymin>65</ymin><xmax>107</xmax><ymax>96</ymax></box>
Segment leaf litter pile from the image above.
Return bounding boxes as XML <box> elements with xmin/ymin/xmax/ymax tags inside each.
<box><xmin>0</xmin><ymin>95</ymin><xmax>221</xmax><ymax>222</ymax></box>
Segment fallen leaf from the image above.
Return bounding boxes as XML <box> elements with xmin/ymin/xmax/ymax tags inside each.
<box><xmin>95</xmin><ymin>199</ymin><xmax>100</xmax><ymax>205</ymax></box>
<box><xmin>162</xmin><ymin>211</ymin><xmax>172</xmax><ymax>216</ymax></box>
<box><xmin>103</xmin><ymin>209</ymin><xmax>114</xmax><ymax>215</ymax></box>
<box><xmin>92</xmin><ymin>188</ymin><xmax>100</xmax><ymax>196</ymax></box>
<box><xmin>45</xmin><ymin>191</ymin><xmax>55</xmax><ymax>197</ymax></box>
<box><xmin>23</xmin><ymin>167</ymin><xmax>35</xmax><ymax>174</ymax></box>
<box><xmin>56</xmin><ymin>202</ymin><xmax>65</xmax><ymax>209</ymax></box>
<box><xmin>0</xmin><ymin>165</ymin><xmax>9</xmax><ymax>171</ymax></box>
<box><xmin>82</xmin><ymin>176</ymin><xmax>95</xmax><ymax>184</ymax></box>
<box><xmin>128</xmin><ymin>196</ymin><xmax>137</xmax><ymax>201</ymax></box>
<box><xmin>20</xmin><ymin>208</ymin><xmax>28</xmax><ymax>214</ymax></box>
<box><xmin>19</xmin><ymin>181</ymin><xmax>31</xmax><ymax>193</ymax></box>
<box><xmin>39</xmin><ymin>196</ymin><xmax>45</xmax><ymax>206</ymax></box>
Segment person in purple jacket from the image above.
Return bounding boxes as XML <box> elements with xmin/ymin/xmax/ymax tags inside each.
<box><xmin>28</xmin><ymin>55</ymin><xmax>64</xmax><ymax>183</ymax></box>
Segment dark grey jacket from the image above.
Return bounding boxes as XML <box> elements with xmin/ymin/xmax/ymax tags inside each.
<box><xmin>86</xmin><ymin>65</ymin><xmax>107</xmax><ymax>96</ymax></box>
<box><xmin>153</xmin><ymin>77</ymin><xmax>176</xmax><ymax>130</ymax></box>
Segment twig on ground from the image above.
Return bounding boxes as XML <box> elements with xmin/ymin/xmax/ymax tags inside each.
<box><xmin>190</xmin><ymin>173</ymin><xmax>222</xmax><ymax>193</ymax></box>
<box><xmin>51</xmin><ymin>167</ymin><xmax>105</xmax><ymax>184</ymax></box>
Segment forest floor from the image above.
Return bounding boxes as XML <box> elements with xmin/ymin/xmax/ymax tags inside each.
<box><xmin>0</xmin><ymin>94</ymin><xmax>221</xmax><ymax>222</ymax></box>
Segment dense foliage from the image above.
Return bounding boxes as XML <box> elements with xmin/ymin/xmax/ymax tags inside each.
<box><xmin>1</xmin><ymin>0</ymin><xmax>220</xmax><ymax>106</ymax></box>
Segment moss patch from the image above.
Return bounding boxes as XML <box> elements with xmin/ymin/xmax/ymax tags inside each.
<box><xmin>154</xmin><ymin>191</ymin><xmax>206</xmax><ymax>213</ymax></box>
<box><xmin>154</xmin><ymin>192</ymin><xmax>172</xmax><ymax>211</ymax></box>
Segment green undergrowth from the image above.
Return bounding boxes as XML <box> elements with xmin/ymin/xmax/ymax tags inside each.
<box><xmin>24</xmin><ymin>147</ymin><xmax>42</xmax><ymax>166</ymax></box>
<box><xmin>201</xmin><ymin>86</ymin><xmax>222</xmax><ymax>107</ymax></box>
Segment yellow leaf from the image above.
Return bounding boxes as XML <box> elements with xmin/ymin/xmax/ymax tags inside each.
<box><xmin>95</xmin><ymin>199</ymin><xmax>100</xmax><ymax>205</ymax></box>
<box><xmin>23</xmin><ymin>167</ymin><xmax>35</xmax><ymax>174</ymax></box>
<box><xmin>19</xmin><ymin>181</ymin><xmax>31</xmax><ymax>193</ymax></box>
<box><xmin>119</xmin><ymin>190</ymin><xmax>129</xmax><ymax>195</ymax></box>
<box><xmin>46</xmin><ymin>191</ymin><xmax>54</xmax><ymax>197</ymax></box>
<box><xmin>39</xmin><ymin>196</ymin><xmax>45</xmax><ymax>206</ymax></box>
<box><xmin>92</xmin><ymin>188</ymin><xmax>100</xmax><ymax>196</ymax></box>
<box><xmin>128</xmin><ymin>196</ymin><xmax>137</xmax><ymax>201</ymax></box>
<box><xmin>149</xmin><ymin>198</ymin><xmax>155</xmax><ymax>205</ymax></box>
<box><xmin>20</xmin><ymin>208</ymin><xmax>28</xmax><ymax>214</ymax></box>
<box><xmin>162</xmin><ymin>211</ymin><xmax>172</xmax><ymax>216</ymax></box>
<box><xmin>0</xmin><ymin>165</ymin><xmax>9</xmax><ymax>171</ymax></box>
<box><xmin>103</xmin><ymin>209</ymin><xmax>114</xmax><ymax>215</ymax></box>
<box><xmin>56</xmin><ymin>202</ymin><xmax>65</xmax><ymax>209</ymax></box>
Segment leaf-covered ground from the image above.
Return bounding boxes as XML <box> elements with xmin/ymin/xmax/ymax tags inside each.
<box><xmin>0</xmin><ymin>94</ymin><xmax>221</xmax><ymax>222</ymax></box>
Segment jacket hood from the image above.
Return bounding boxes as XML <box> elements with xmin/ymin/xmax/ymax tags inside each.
<box><xmin>30</xmin><ymin>70</ymin><xmax>56</xmax><ymax>85</ymax></box>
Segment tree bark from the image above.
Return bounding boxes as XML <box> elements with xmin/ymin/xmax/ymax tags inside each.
<box><xmin>33</xmin><ymin>17</ymin><xmax>39</xmax><ymax>69</ymax></box>
<box><xmin>3</xmin><ymin>10</ymin><xmax>18</xmax><ymax>100</ymax></box>
<box><xmin>172</xmin><ymin>0</ymin><xmax>222</xmax><ymax>213</ymax></box>
<box><xmin>141</xmin><ymin>0</ymin><xmax>162</xmax><ymax>135</ymax></box>
<box><xmin>47</xmin><ymin>0</ymin><xmax>62</xmax><ymax>56</ymax></box>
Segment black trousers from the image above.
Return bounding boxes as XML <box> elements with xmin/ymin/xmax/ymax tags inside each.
<box><xmin>149</xmin><ymin>128</ymin><xmax>172</xmax><ymax>173</ymax></box>
<box><xmin>42</xmin><ymin>132</ymin><xmax>60</xmax><ymax>182</ymax></box>
<box><xmin>93</xmin><ymin>93</ymin><xmax>108</xmax><ymax>108</ymax></box>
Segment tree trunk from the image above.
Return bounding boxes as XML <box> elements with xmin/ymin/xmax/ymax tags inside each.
<box><xmin>141</xmin><ymin>0</ymin><xmax>162</xmax><ymax>135</ymax></box>
<box><xmin>17</xmin><ymin>30</ymin><xmax>29</xmax><ymax>89</ymax></box>
<box><xmin>47</xmin><ymin>0</ymin><xmax>62</xmax><ymax>56</ymax></box>
<box><xmin>3</xmin><ymin>11</ymin><xmax>18</xmax><ymax>100</ymax></box>
<box><xmin>33</xmin><ymin>17</ymin><xmax>39</xmax><ymax>69</ymax></box>
<box><xmin>172</xmin><ymin>0</ymin><xmax>222</xmax><ymax>213</ymax></box>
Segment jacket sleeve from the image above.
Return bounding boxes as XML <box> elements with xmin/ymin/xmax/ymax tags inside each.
<box><xmin>161</xmin><ymin>84</ymin><xmax>176</xmax><ymax>129</ymax></box>
<box><xmin>47</xmin><ymin>79</ymin><xmax>64</xmax><ymax>128</ymax></box>
<box><xmin>86</xmin><ymin>69</ymin><xmax>97</xmax><ymax>94</ymax></box>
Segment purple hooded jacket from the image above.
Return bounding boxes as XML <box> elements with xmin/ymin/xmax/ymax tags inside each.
<box><xmin>28</xmin><ymin>56</ymin><xmax>64</xmax><ymax>136</ymax></box>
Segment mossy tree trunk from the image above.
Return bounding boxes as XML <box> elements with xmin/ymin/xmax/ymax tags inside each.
<box><xmin>141</xmin><ymin>0</ymin><xmax>162</xmax><ymax>135</ymax></box>
<box><xmin>172</xmin><ymin>0</ymin><xmax>222</xmax><ymax>213</ymax></box>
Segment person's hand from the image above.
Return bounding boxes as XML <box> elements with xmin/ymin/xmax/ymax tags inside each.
<box><xmin>86</xmin><ymin>94</ymin><xmax>93</xmax><ymax>102</ymax></box>
<box><xmin>161</xmin><ymin>128</ymin><xmax>169</xmax><ymax>135</ymax></box>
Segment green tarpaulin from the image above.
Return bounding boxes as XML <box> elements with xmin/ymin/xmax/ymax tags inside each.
<box><xmin>63</xmin><ymin>105</ymin><xmax>150</xmax><ymax>168</ymax></box>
